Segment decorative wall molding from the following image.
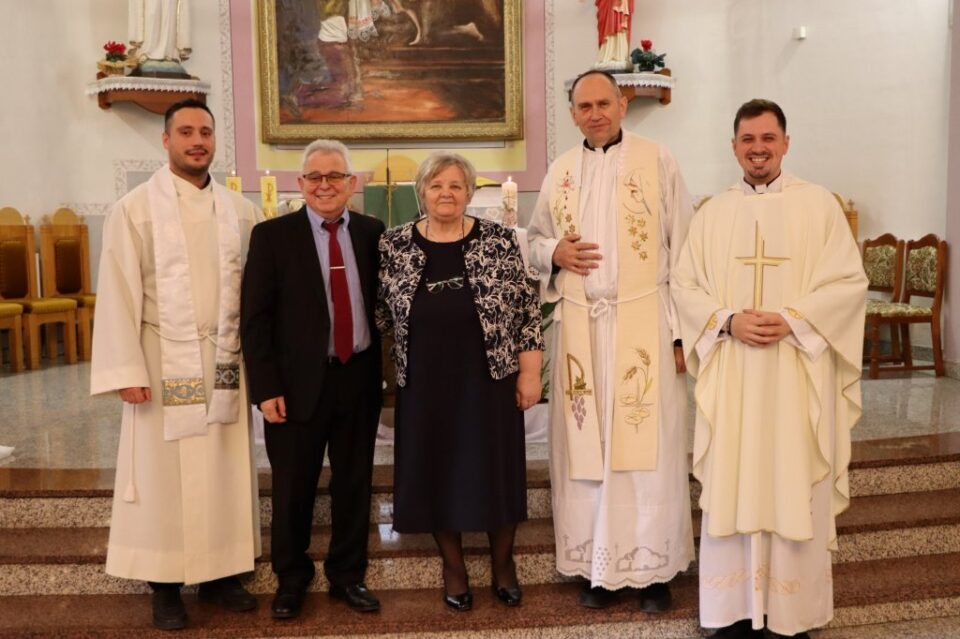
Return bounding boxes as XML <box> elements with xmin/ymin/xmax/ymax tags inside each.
<box><xmin>115</xmin><ymin>160</ymin><xmax>164</xmax><ymax>199</ymax></box>
<box><xmin>545</xmin><ymin>0</ymin><xmax>557</xmax><ymax>165</ymax></box>
<box><xmin>215</xmin><ymin>0</ymin><xmax>237</xmax><ymax>172</ymax></box>
<box><xmin>57</xmin><ymin>203</ymin><xmax>112</xmax><ymax>218</ymax></box>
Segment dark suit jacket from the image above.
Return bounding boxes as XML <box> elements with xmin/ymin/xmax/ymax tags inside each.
<box><xmin>241</xmin><ymin>207</ymin><xmax>385</xmax><ymax>422</ymax></box>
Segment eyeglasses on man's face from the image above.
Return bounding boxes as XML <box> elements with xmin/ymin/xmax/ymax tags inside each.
<box><xmin>301</xmin><ymin>171</ymin><xmax>351</xmax><ymax>186</ymax></box>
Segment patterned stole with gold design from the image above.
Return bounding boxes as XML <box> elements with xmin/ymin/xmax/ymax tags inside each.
<box><xmin>147</xmin><ymin>165</ymin><xmax>242</xmax><ymax>441</ymax></box>
<box><xmin>548</xmin><ymin>134</ymin><xmax>660</xmax><ymax>480</ymax></box>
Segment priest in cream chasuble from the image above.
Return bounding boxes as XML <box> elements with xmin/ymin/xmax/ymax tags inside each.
<box><xmin>528</xmin><ymin>71</ymin><xmax>695</xmax><ymax>600</ymax></box>
<box><xmin>673</xmin><ymin>101</ymin><xmax>867</xmax><ymax>637</ymax></box>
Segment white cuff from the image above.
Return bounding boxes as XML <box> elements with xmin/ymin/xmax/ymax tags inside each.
<box><xmin>781</xmin><ymin>309</ymin><xmax>828</xmax><ymax>361</ymax></box>
<box><xmin>695</xmin><ymin>309</ymin><xmax>734</xmax><ymax>362</ymax></box>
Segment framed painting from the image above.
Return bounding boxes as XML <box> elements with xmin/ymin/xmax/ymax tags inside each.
<box><xmin>257</xmin><ymin>0</ymin><xmax>524</xmax><ymax>143</ymax></box>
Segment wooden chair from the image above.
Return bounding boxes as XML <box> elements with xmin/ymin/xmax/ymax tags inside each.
<box><xmin>862</xmin><ymin>234</ymin><xmax>905</xmax><ymax>369</ymax></box>
<box><xmin>864</xmin><ymin>234</ymin><xmax>947</xmax><ymax>378</ymax></box>
<box><xmin>0</xmin><ymin>302</ymin><xmax>25</xmax><ymax>372</ymax></box>
<box><xmin>832</xmin><ymin>192</ymin><xmax>859</xmax><ymax>240</ymax></box>
<box><xmin>39</xmin><ymin>208</ymin><xmax>96</xmax><ymax>360</ymax></box>
<box><xmin>0</xmin><ymin>207</ymin><xmax>77</xmax><ymax>369</ymax></box>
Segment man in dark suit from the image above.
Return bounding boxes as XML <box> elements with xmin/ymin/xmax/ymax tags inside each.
<box><xmin>241</xmin><ymin>139</ymin><xmax>385</xmax><ymax>618</ymax></box>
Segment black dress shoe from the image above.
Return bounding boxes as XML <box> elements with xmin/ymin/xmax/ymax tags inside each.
<box><xmin>638</xmin><ymin>581</ymin><xmax>671</xmax><ymax>613</ymax></box>
<box><xmin>712</xmin><ymin>619</ymin><xmax>765</xmax><ymax>638</ymax></box>
<box><xmin>198</xmin><ymin>575</ymin><xmax>257</xmax><ymax>612</ymax></box>
<box><xmin>491</xmin><ymin>582</ymin><xmax>522</xmax><ymax>606</ymax></box>
<box><xmin>271</xmin><ymin>585</ymin><xmax>307</xmax><ymax>620</ymax></box>
<box><xmin>765</xmin><ymin>631</ymin><xmax>811</xmax><ymax>639</ymax></box>
<box><xmin>443</xmin><ymin>591</ymin><xmax>473</xmax><ymax>612</ymax></box>
<box><xmin>329</xmin><ymin>583</ymin><xmax>380</xmax><ymax>612</ymax></box>
<box><xmin>152</xmin><ymin>586</ymin><xmax>187</xmax><ymax>630</ymax></box>
<box><xmin>578</xmin><ymin>584</ymin><xmax>618</xmax><ymax>609</ymax></box>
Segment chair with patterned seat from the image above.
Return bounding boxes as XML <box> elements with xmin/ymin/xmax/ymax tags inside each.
<box><xmin>864</xmin><ymin>234</ymin><xmax>947</xmax><ymax>378</ymax></box>
<box><xmin>0</xmin><ymin>301</ymin><xmax>25</xmax><ymax>372</ymax></box>
<box><xmin>39</xmin><ymin>208</ymin><xmax>96</xmax><ymax>360</ymax></box>
<box><xmin>0</xmin><ymin>207</ymin><xmax>78</xmax><ymax>369</ymax></box>
<box><xmin>862</xmin><ymin>234</ymin><xmax>905</xmax><ymax>369</ymax></box>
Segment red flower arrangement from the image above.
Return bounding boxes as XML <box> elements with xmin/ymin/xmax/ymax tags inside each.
<box><xmin>631</xmin><ymin>39</ymin><xmax>666</xmax><ymax>73</ymax></box>
<box><xmin>103</xmin><ymin>41</ymin><xmax>127</xmax><ymax>62</ymax></box>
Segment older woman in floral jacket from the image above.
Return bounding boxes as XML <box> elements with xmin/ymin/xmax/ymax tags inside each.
<box><xmin>377</xmin><ymin>152</ymin><xmax>543</xmax><ymax>612</ymax></box>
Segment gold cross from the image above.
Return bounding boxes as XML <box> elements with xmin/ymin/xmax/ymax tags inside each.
<box><xmin>736</xmin><ymin>222</ymin><xmax>788</xmax><ymax>308</ymax></box>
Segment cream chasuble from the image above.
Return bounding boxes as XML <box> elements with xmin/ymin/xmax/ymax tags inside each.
<box><xmin>528</xmin><ymin>133</ymin><xmax>695</xmax><ymax>590</ymax></box>
<box><xmin>672</xmin><ymin>174</ymin><xmax>867</xmax><ymax>634</ymax></box>
<box><xmin>91</xmin><ymin>168</ymin><xmax>262</xmax><ymax>585</ymax></box>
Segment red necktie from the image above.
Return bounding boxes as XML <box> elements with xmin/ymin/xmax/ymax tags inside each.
<box><xmin>322</xmin><ymin>219</ymin><xmax>353</xmax><ymax>364</ymax></box>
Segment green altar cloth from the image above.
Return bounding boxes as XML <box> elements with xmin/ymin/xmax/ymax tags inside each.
<box><xmin>363</xmin><ymin>182</ymin><xmax>420</xmax><ymax>229</ymax></box>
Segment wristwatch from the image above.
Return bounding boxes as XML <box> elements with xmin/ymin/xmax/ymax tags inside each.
<box><xmin>720</xmin><ymin>314</ymin><xmax>734</xmax><ymax>336</ymax></box>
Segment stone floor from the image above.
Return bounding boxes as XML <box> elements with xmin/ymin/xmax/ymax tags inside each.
<box><xmin>815</xmin><ymin>615</ymin><xmax>960</xmax><ymax>638</ymax></box>
<box><xmin>1</xmin><ymin>362</ymin><xmax>957</xmax><ymax>469</ymax></box>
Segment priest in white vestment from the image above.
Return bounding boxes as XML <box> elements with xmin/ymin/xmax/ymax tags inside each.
<box><xmin>673</xmin><ymin>100</ymin><xmax>867</xmax><ymax>639</ymax></box>
<box><xmin>91</xmin><ymin>100</ymin><xmax>262</xmax><ymax>631</ymax></box>
<box><xmin>528</xmin><ymin>70</ymin><xmax>695</xmax><ymax>611</ymax></box>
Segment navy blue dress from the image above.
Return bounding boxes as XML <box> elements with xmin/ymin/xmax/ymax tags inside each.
<box><xmin>392</xmin><ymin>223</ymin><xmax>527</xmax><ymax>533</ymax></box>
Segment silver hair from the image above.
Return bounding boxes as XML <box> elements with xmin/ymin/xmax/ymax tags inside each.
<box><xmin>301</xmin><ymin>139</ymin><xmax>353</xmax><ymax>174</ymax></box>
<box><xmin>414</xmin><ymin>151</ymin><xmax>477</xmax><ymax>209</ymax></box>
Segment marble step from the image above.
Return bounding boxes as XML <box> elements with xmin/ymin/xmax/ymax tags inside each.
<box><xmin>4</xmin><ymin>432</ymin><xmax>959</xmax><ymax>529</ymax></box>
<box><xmin>1</xmin><ymin>553</ymin><xmax>959</xmax><ymax>639</ymax></box>
<box><xmin>2</xmin><ymin>488</ymin><xmax>958</xmax><ymax>596</ymax></box>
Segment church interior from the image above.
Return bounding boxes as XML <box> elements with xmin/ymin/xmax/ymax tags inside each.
<box><xmin>1</xmin><ymin>1</ymin><xmax>959</xmax><ymax>636</ymax></box>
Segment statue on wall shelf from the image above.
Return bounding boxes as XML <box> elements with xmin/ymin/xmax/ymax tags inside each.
<box><xmin>584</xmin><ymin>0</ymin><xmax>634</xmax><ymax>72</ymax></box>
<box><xmin>127</xmin><ymin>0</ymin><xmax>192</xmax><ymax>78</ymax></box>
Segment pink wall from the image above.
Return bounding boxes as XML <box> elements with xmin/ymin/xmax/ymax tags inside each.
<box><xmin>946</xmin><ymin>0</ymin><xmax>960</xmax><ymax>368</ymax></box>
<box><xmin>228</xmin><ymin>0</ymin><xmax>548</xmax><ymax>193</ymax></box>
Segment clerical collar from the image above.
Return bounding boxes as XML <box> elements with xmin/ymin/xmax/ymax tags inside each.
<box><xmin>171</xmin><ymin>171</ymin><xmax>212</xmax><ymax>192</ymax></box>
<box><xmin>583</xmin><ymin>129</ymin><xmax>623</xmax><ymax>153</ymax></box>
<box><xmin>742</xmin><ymin>172</ymin><xmax>783</xmax><ymax>195</ymax></box>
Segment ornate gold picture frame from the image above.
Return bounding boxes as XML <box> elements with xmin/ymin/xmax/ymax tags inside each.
<box><xmin>257</xmin><ymin>0</ymin><xmax>523</xmax><ymax>143</ymax></box>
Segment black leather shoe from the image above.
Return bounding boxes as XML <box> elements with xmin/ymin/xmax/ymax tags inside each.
<box><xmin>152</xmin><ymin>586</ymin><xmax>187</xmax><ymax>630</ymax></box>
<box><xmin>765</xmin><ymin>631</ymin><xmax>810</xmax><ymax>639</ymax></box>
<box><xmin>579</xmin><ymin>584</ymin><xmax>617</xmax><ymax>609</ymax></box>
<box><xmin>443</xmin><ymin>591</ymin><xmax>473</xmax><ymax>611</ymax></box>
<box><xmin>271</xmin><ymin>584</ymin><xmax>307</xmax><ymax>620</ymax></box>
<box><xmin>638</xmin><ymin>581</ymin><xmax>671</xmax><ymax>613</ymax></box>
<box><xmin>329</xmin><ymin>583</ymin><xmax>380</xmax><ymax>612</ymax></box>
<box><xmin>712</xmin><ymin>620</ymin><xmax>765</xmax><ymax>638</ymax></box>
<box><xmin>492</xmin><ymin>582</ymin><xmax>522</xmax><ymax>606</ymax></box>
<box><xmin>198</xmin><ymin>576</ymin><xmax>257</xmax><ymax>612</ymax></box>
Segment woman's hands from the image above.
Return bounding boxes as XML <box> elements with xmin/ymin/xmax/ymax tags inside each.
<box><xmin>516</xmin><ymin>350</ymin><xmax>544</xmax><ymax>411</ymax></box>
<box><xmin>515</xmin><ymin>370</ymin><xmax>542</xmax><ymax>411</ymax></box>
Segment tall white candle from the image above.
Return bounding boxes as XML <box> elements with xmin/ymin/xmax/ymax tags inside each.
<box><xmin>502</xmin><ymin>175</ymin><xmax>518</xmax><ymax>210</ymax></box>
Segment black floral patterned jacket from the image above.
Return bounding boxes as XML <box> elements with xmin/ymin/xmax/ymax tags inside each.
<box><xmin>377</xmin><ymin>218</ymin><xmax>544</xmax><ymax>387</ymax></box>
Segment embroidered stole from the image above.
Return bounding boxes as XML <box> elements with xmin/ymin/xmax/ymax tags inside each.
<box><xmin>147</xmin><ymin>165</ymin><xmax>242</xmax><ymax>441</ymax></box>
<box><xmin>548</xmin><ymin>134</ymin><xmax>660</xmax><ymax>480</ymax></box>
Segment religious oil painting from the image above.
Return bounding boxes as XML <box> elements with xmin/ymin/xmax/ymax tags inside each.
<box><xmin>258</xmin><ymin>0</ymin><xmax>523</xmax><ymax>143</ymax></box>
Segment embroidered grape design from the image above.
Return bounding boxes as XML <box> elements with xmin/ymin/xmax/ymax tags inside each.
<box><xmin>572</xmin><ymin>395</ymin><xmax>586</xmax><ymax>430</ymax></box>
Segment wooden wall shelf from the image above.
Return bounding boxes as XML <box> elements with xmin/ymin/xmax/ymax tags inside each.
<box><xmin>88</xmin><ymin>74</ymin><xmax>209</xmax><ymax>115</ymax></box>
<box><xmin>620</xmin><ymin>69</ymin><xmax>673</xmax><ymax>105</ymax></box>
